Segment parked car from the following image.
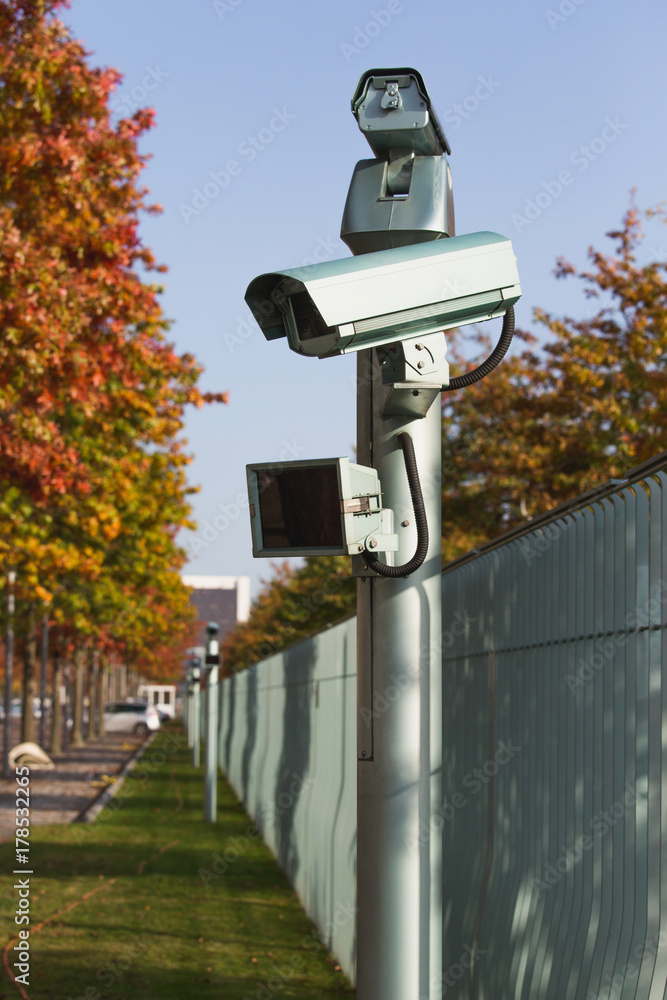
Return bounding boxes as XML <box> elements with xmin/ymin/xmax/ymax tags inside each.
<box><xmin>103</xmin><ymin>700</ymin><xmax>160</xmax><ymax>736</ymax></box>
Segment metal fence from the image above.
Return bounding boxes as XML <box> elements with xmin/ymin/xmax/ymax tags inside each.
<box><xmin>218</xmin><ymin>616</ymin><xmax>357</xmax><ymax>982</ymax></box>
<box><xmin>442</xmin><ymin>461</ymin><xmax>667</xmax><ymax>999</ymax></box>
<box><xmin>218</xmin><ymin>457</ymin><xmax>667</xmax><ymax>997</ymax></box>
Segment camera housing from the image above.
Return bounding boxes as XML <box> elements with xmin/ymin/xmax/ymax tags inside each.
<box><xmin>350</xmin><ymin>67</ymin><xmax>451</xmax><ymax>159</ymax></box>
<box><xmin>244</xmin><ymin>231</ymin><xmax>521</xmax><ymax>359</ymax></box>
<box><xmin>342</xmin><ymin>67</ymin><xmax>455</xmax><ymax>253</ymax></box>
<box><xmin>246</xmin><ymin>457</ymin><xmax>398</xmax><ymax>558</ymax></box>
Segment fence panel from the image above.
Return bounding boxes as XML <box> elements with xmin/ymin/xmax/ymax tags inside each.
<box><xmin>217</xmin><ymin>467</ymin><xmax>666</xmax><ymax>995</ymax></box>
<box><xmin>442</xmin><ymin>472</ymin><xmax>667</xmax><ymax>999</ymax></box>
<box><xmin>218</xmin><ymin>617</ymin><xmax>357</xmax><ymax>982</ymax></box>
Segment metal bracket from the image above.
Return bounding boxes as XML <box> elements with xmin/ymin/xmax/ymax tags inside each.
<box><xmin>364</xmin><ymin>528</ymin><xmax>399</xmax><ymax>553</ymax></box>
<box><xmin>381</xmin><ymin>80</ymin><xmax>403</xmax><ymax>110</ymax></box>
<box><xmin>342</xmin><ymin>494</ymin><xmax>382</xmax><ymax>516</ymax></box>
<box><xmin>350</xmin><ymin>509</ymin><xmax>398</xmax><ymax>572</ymax></box>
<box><xmin>381</xmin><ymin>382</ymin><xmax>442</xmax><ymax>419</ymax></box>
<box><xmin>377</xmin><ymin>332</ymin><xmax>448</xmax><ymax>418</ymax></box>
<box><xmin>341</xmin><ymin>496</ymin><xmax>372</xmax><ymax>514</ymax></box>
<box><xmin>351</xmin><ymin>554</ymin><xmax>379</xmax><ymax>578</ymax></box>
<box><xmin>378</xmin><ymin>332</ymin><xmax>449</xmax><ymax>384</ymax></box>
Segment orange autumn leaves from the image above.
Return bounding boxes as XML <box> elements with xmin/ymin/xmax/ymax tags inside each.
<box><xmin>0</xmin><ymin>0</ymin><xmax>226</xmax><ymax>676</ymax></box>
<box><xmin>440</xmin><ymin>200</ymin><xmax>667</xmax><ymax>560</ymax></box>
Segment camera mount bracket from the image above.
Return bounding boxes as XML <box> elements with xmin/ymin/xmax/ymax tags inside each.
<box><xmin>341</xmin><ymin>68</ymin><xmax>455</xmax><ymax>254</ymax></box>
<box><xmin>377</xmin><ymin>331</ymin><xmax>449</xmax><ymax>418</ymax></box>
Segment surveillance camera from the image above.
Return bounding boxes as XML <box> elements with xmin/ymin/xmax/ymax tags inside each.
<box><xmin>350</xmin><ymin>67</ymin><xmax>451</xmax><ymax>158</ymax></box>
<box><xmin>244</xmin><ymin>231</ymin><xmax>521</xmax><ymax>359</ymax></box>
<box><xmin>206</xmin><ymin>621</ymin><xmax>219</xmax><ymax>636</ymax></box>
<box><xmin>342</xmin><ymin>67</ymin><xmax>454</xmax><ymax>253</ymax></box>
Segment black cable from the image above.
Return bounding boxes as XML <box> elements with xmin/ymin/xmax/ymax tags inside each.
<box><xmin>442</xmin><ymin>305</ymin><xmax>515</xmax><ymax>391</ymax></box>
<box><xmin>364</xmin><ymin>432</ymin><xmax>429</xmax><ymax>579</ymax></box>
<box><xmin>364</xmin><ymin>309</ymin><xmax>514</xmax><ymax>576</ymax></box>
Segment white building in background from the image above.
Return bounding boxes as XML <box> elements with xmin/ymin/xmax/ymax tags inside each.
<box><xmin>181</xmin><ymin>575</ymin><xmax>251</xmax><ymax>645</ymax></box>
<box><xmin>138</xmin><ymin>684</ymin><xmax>177</xmax><ymax>718</ymax></box>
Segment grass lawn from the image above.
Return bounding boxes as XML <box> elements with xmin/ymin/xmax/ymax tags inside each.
<box><xmin>0</xmin><ymin>727</ymin><xmax>355</xmax><ymax>999</ymax></box>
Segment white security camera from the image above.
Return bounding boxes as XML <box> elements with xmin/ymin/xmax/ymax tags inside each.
<box><xmin>244</xmin><ymin>231</ymin><xmax>521</xmax><ymax>359</ymax></box>
<box><xmin>342</xmin><ymin>67</ymin><xmax>455</xmax><ymax>253</ymax></box>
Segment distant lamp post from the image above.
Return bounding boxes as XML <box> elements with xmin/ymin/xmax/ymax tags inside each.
<box><xmin>191</xmin><ymin>660</ymin><xmax>201</xmax><ymax>768</ymax></box>
<box><xmin>3</xmin><ymin>570</ymin><xmax>16</xmax><ymax>778</ymax></box>
<box><xmin>185</xmin><ymin>668</ymin><xmax>193</xmax><ymax>747</ymax></box>
<box><xmin>204</xmin><ymin>622</ymin><xmax>220</xmax><ymax>823</ymax></box>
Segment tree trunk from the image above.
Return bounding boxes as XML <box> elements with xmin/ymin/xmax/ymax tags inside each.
<box><xmin>21</xmin><ymin>605</ymin><xmax>37</xmax><ymax>744</ymax></box>
<box><xmin>63</xmin><ymin>659</ymin><xmax>72</xmax><ymax>749</ymax></box>
<box><xmin>70</xmin><ymin>647</ymin><xmax>86</xmax><ymax>747</ymax></box>
<box><xmin>98</xmin><ymin>663</ymin><xmax>106</xmax><ymax>736</ymax></box>
<box><xmin>89</xmin><ymin>649</ymin><xmax>98</xmax><ymax>739</ymax></box>
<box><xmin>50</xmin><ymin>653</ymin><xmax>63</xmax><ymax>755</ymax></box>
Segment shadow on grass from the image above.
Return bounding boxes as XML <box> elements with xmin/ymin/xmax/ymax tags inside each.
<box><xmin>0</xmin><ymin>732</ymin><xmax>355</xmax><ymax>999</ymax></box>
<box><xmin>27</xmin><ymin>950</ymin><xmax>348</xmax><ymax>1000</ymax></box>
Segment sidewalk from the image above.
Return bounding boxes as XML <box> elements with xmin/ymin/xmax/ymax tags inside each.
<box><xmin>0</xmin><ymin>729</ymin><xmax>145</xmax><ymax>842</ymax></box>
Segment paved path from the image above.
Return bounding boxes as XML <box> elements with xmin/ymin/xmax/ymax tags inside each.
<box><xmin>0</xmin><ymin>731</ymin><xmax>144</xmax><ymax>842</ymax></box>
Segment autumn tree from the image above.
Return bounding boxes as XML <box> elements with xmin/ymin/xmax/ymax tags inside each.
<box><xmin>441</xmin><ymin>199</ymin><xmax>667</xmax><ymax>559</ymax></box>
<box><xmin>222</xmin><ymin>557</ymin><xmax>355</xmax><ymax>674</ymax></box>
<box><xmin>0</xmin><ymin>0</ymin><xmax>226</xmax><ymax>722</ymax></box>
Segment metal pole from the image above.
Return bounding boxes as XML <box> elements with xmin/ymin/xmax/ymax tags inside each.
<box><xmin>204</xmin><ymin>624</ymin><xmax>220</xmax><ymax>821</ymax></box>
<box><xmin>192</xmin><ymin>676</ymin><xmax>201</xmax><ymax>768</ymax></box>
<box><xmin>3</xmin><ymin>571</ymin><xmax>16</xmax><ymax>778</ymax></box>
<box><xmin>204</xmin><ymin>664</ymin><xmax>219</xmax><ymax>822</ymax></box>
<box><xmin>356</xmin><ymin>351</ymin><xmax>443</xmax><ymax>998</ymax></box>
<box><xmin>39</xmin><ymin>611</ymin><xmax>48</xmax><ymax>748</ymax></box>
<box><xmin>187</xmin><ymin>684</ymin><xmax>194</xmax><ymax>748</ymax></box>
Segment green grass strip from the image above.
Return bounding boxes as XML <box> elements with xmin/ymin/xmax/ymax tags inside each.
<box><xmin>0</xmin><ymin>727</ymin><xmax>355</xmax><ymax>999</ymax></box>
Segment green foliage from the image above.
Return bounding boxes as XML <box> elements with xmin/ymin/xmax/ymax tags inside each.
<box><xmin>0</xmin><ymin>730</ymin><xmax>354</xmax><ymax>998</ymax></box>
<box><xmin>222</xmin><ymin>557</ymin><xmax>355</xmax><ymax>675</ymax></box>
<box><xmin>0</xmin><ymin>0</ymin><xmax>226</xmax><ymax>677</ymax></box>
<box><xmin>441</xmin><ymin>198</ymin><xmax>667</xmax><ymax>561</ymax></box>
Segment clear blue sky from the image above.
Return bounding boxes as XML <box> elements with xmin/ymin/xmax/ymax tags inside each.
<box><xmin>65</xmin><ymin>0</ymin><xmax>667</xmax><ymax>596</ymax></box>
